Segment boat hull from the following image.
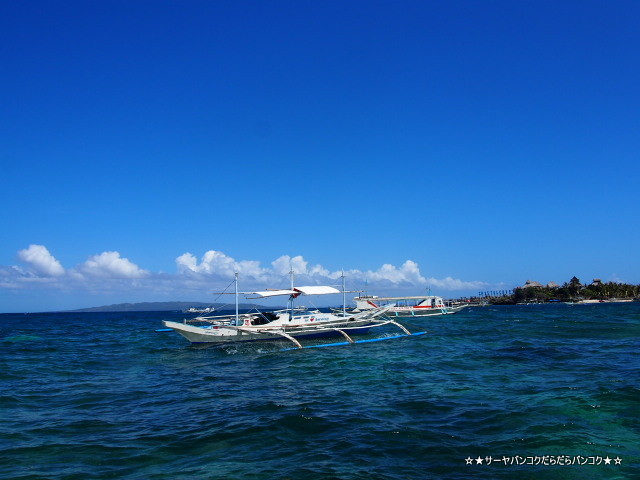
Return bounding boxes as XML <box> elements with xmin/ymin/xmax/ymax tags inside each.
<box><xmin>163</xmin><ymin>319</ymin><xmax>376</xmax><ymax>345</ymax></box>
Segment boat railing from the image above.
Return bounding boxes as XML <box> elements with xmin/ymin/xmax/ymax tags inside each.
<box><xmin>188</xmin><ymin>312</ymin><xmax>256</xmax><ymax>326</ymax></box>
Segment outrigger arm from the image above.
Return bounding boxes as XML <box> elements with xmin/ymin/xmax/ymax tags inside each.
<box><xmin>386</xmin><ymin>319</ymin><xmax>411</xmax><ymax>335</ymax></box>
<box><xmin>258</xmin><ymin>328</ymin><xmax>303</xmax><ymax>349</ymax></box>
<box><xmin>331</xmin><ymin>328</ymin><xmax>355</xmax><ymax>343</ymax></box>
<box><xmin>269</xmin><ymin>330</ymin><xmax>303</xmax><ymax>349</ymax></box>
<box><xmin>232</xmin><ymin>325</ymin><xmax>304</xmax><ymax>349</ymax></box>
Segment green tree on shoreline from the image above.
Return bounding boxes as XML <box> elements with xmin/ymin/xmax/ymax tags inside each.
<box><xmin>492</xmin><ymin>277</ymin><xmax>639</xmax><ymax>304</ymax></box>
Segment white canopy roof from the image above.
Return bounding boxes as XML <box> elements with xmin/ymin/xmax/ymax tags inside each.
<box><xmin>249</xmin><ymin>289</ymin><xmax>297</xmax><ymax>298</ymax></box>
<box><xmin>249</xmin><ymin>286</ymin><xmax>340</xmax><ymax>298</ymax></box>
<box><xmin>294</xmin><ymin>286</ymin><xmax>340</xmax><ymax>295</ymax></box>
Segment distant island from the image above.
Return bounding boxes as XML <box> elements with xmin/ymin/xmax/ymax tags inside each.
<box><xmin>68</xmin><ymin>301</ymin><xmax>275</xmax><ymax>312</ymax></box>
<box><xmin>482</xmin><ymin>277</ymin><xmax>640</xmax><ymax>305</ymax></box>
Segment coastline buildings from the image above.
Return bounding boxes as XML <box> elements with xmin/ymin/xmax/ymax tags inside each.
<box><xmin>513</xmin><ymin>277</ymin><xmax>639</xmax><ymax>303</ymax></box>
<box><xmin>522</xmin><ymin>279</ymin><xmax>559</xmax><ymax>289</ymax></box>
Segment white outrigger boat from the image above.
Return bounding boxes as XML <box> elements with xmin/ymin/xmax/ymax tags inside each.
<box><xmin>352</xmin><ymin>294</ymin><xmax>469</xmax><ymax>318</ymax></box>
<box><xmin>161</xmin><ymin>273</ymin><xmax>425</xmax><ymax>349</ymax></box>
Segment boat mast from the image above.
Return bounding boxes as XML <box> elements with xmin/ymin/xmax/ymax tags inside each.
<box><xmin>289</xmin><ymin>266</ymin><xmax>295</xmax><ymax>319</ymax></box>
<box><xmin>342</xmin><ymin>270</ymin><xmax>346</xmax><ymax>316</ymax></box>
<box><xmin>234</xmin><ymin>272</ymin><xmax>239</xmax><ymax>325</ymax></box>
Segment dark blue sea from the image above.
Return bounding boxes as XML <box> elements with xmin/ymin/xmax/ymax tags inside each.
<box><xmin>1</xmin><ymin>304</ymin><xmax>638</xmax><ymax>479</ymax></box>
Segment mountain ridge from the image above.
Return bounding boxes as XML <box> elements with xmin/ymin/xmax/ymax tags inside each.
<box><xmin>68</xmin><ymin>301</ymin><xmax>275</xmax><ymax>312</ymax></box>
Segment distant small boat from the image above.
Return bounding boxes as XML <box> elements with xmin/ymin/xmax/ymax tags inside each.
<box><xmin>576</xmin><ymin>298</ymin><xmax>634</xmax><ymax>304</ymax></box>
<box><xmin>351</xmin><ymin>294</ymin><xmax>469</xmax><ymax>318</ymax></box>
<box><xmin>182</xmin><ymin>306</ymin><xmax>215</xmax><ymax>314</ymax></box>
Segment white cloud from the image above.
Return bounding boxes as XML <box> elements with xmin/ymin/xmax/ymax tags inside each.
<box><xmin>176</xmin><ymin>250</ymin><xmax>269</xmax><ymax>280</ymax></box>
<box><xmin>425</xmin><ymin>276</ymin><xmax>487</xmax><ymax>291</ymax></box>
<box><xmin>18</xmin><ymin>244</ymin><xmax>65</xmax><ymax>276</ymax></box>
<box><xmin>361</xmin><ymin>260</ymin><xmax>427</xmax><ymax>285</ymax></box>
<box><xmin>78</xmin><ymin>251</ymin><xmax>148</xmax><ymax>278</ymax></box>
<box><xmin>174</xmin><ymin>251</ymin><xmax>484</xmax><ymax>293</ymax></box>
<box><xmin>271</xmin><ymin>255</ymin><xmax>333</xmax><ymax>280</ymax></box>
<box><xmin>175</xmin><ymin>252</ymin><xmax>198</xmax><ymax>273</ymax></box>
<box><xmin>272</xmin><ymin>255</ymin><xmax>317</xmax><ymax>276</ymax></box>
<box><xmin>176</xmin><ymin>250</ymin><xmax>235</xmax><ymax>275</ymax></box>
<box><xmin>272</xmin><ymin>255</ymin><xmax>305</xmax><ymax>275</ymax></box>
<box><xmin>309</xmin><ymin>263</ymin><xmax>331</xmax><ymax>277</ymax></box>
<box><xmin>3</xmin><ymin>245</ymin><xmax>489</xmax><ymax>308</ymax></box>
<box><xmin>237</xmin><ymin>259</ymin><xmax>267</xmax><ymax>279</ymax></box>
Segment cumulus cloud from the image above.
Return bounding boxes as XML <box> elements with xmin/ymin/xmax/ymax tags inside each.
<box><xmin>78</xmin><ymin>251</ymin><xmax>149</xmax><ymax>278</ymax></box>
<box><xmin>364</xmin><ymin>260</ymin><xmax>427</xmax><ymax>285</ymax></box>
<box><xmin>271</xmin><ymin>255</ymin><xmax>330</xmax><ymax>278</ymax></box>
<box><xmin>272</xmin><ymin>255</ymin><xmax>306</xmax><ymax>275</ymax></box>
<box><xmin>176</xmin><ymin>250</ymin><xmax>268</xmax><ymax>280</ymax></box>
<box><xmin>174</xmin><ymin>251</ymin><xmax>482</xmax><ymax>293</ymax></box>
<box><xmin>181</xmin><ymin>250</ymin><xmax>235</xmax><ymax>275</ymax></box>
<box><xmin>175</xmin><ymin>252</ymin><xmax>199</xmax><ymax>273</ymax></box>
<box><xmin>424</xmin><ymin>276</ymin><xmax>487</xmax><ymax>291</ymax></box>
<box><xmin>4</xmin><ymin>245</ymin><xmax>488</xmax><ymax>304</ymax></box>
<box><xmin>18</xmin><ymin>245</ymin><xmax>65</xmax><ymax>276</ymax></box>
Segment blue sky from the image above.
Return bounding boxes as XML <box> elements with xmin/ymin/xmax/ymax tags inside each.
<box><xmin>1</xmin><ymin>1</ymin><xmax>639</xmax><ymax>312</ymax></box>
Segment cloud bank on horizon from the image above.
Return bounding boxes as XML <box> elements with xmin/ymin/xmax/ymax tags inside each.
<box><xmin>2</xmin><ymin>245</ymin><xmax>488</xmax><ymax>297</ymax></box>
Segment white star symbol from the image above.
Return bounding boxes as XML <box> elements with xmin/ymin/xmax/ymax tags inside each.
<box><xmin>465</xmin><ymin>457</ymin><xmax>473</xmax><ymax>465</ymax></box>
<box><xmin>476</xmin><ymin>456</ymin><xmax>484</xmax><ymax>464</ymax></box>
<box><xmin>614</xmin><ymin>456</ymin><xmax>622</xmax><ymax>465</ymax></box>
<box><xmin>604</xmin><ymin>456</ymin><xmax>611</xmax><ymax>464</ymax></box>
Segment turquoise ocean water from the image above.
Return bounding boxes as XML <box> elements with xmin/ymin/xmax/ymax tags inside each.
<box><xmin>1</xmin><ymin>304</ymin><xmax>638</xmax><ymax>479</ymax></box>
